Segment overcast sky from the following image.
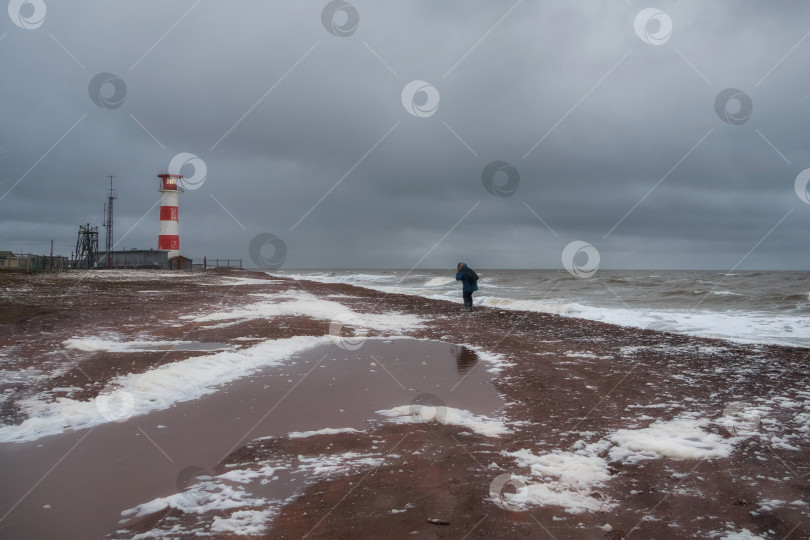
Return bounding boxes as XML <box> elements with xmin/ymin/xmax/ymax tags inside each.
<box><xmin>2</xmin><ymin>1</ymin><xmax>809</xmax><ymax>270</ymax></box>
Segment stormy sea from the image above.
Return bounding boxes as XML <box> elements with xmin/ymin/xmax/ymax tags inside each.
<box><xmin>276</xmin><ymin>270</ymin><xmax>810</xmax><ymax>348</ymax></box>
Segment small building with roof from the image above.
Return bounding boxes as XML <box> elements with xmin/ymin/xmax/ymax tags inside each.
<box><xmin>96</xmin><ymin>249</ymin><xmax>169</xmax><ymax>269</ymax></box>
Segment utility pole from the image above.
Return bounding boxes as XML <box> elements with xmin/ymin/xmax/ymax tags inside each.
<box><xmin>50</xmin><ymin>239</ymin><xmax>53</xmax><ymax>270</ymax></box>
<box><xmin>103</xmin><ymin>175</ymin><xmax>117</xmax><ymax>268</ymax></box>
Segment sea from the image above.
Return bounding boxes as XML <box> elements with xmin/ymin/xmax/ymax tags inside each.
<box><xmin>272</xmin><ymin>270</ymin><xmax>810</xmax><ymax>349</ymax></box>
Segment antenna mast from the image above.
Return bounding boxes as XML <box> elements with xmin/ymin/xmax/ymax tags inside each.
<box><xmin>103</xmin><ymin>175</ymin><xmax>117</xmax><ymax>268</ymax></box>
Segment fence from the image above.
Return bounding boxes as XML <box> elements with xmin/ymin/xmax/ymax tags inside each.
<box><xmin>191</xmin><ymin>258</ymin><xmax>243</xmax><ymax>270</ymax></box>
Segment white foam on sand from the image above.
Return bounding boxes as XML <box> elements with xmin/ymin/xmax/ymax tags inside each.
<box><xmin>609</xmin><ymin>415</ymin><xmax>733</xmax><ymax>463</ymax></box>
<box><xmin>118</xmin><ymin>468</ymin><xmax>285</xmax><ymax>539</ymax></box>
<box><xmin>0</xmin><ymin>335</ymin><xmax>332</xmax><ymax>443</ymax></box>
<box><xmin>720</xmin><ymin>528</ymin><xmax>765</xmax><ymax>539</ymax></box>
<box><xmin>288</xmin><ymin>427</ymin><xmax>363</xmax><ymax>439</ymax></box>
<box><xmin>498</xmin><ymin>414</ymin><xmax>738</xmax><ymax>514</ymax></box>
<box><xmin>60</xmin><ymin>270</ymin><xmax>194</xmax><ymax>282</ymax></box>
<box><xmin>184</xmin><ymin>289</ymin><xmax>425</xmax><ymax>333</ymax></box>
<box><xmin>210</xmin><ymin>510</ymin><xmax>275</xmax><ymax>536</ymax></box>
<box><xmin>463</xmin><ymin>345</ymin><xmax>511</xmax><ymax>373</ymax></box>
<box><xmin>121</xmin><ymin>477</ymin><xmax>269</xmax><ymax>519</ymax></box>
<box><xmin>64</xmin><ymin>338</ymin><xmax>225</xmax><ymax>353</ymax></box>
<box><xmin>119</xmin><ymin>451</ymin><xmax>384</xmax><ymax>537</ymax></box>
<box><xmin>503</xmin><ymin>441</ymin><xmax>615</xmax><ymax>514</ymax></box>
<box><xmin>296</xmin><ymin>452</ymin><xmax>384</xmax><ymax>476</ymax></box>
<box><xmin>376</xmin><ymin>405</ymin><xmax>509</xmax><ymax>438</ymax></box>
<box><xmin>754</xmin><ymin>499</ymin><xmax>785</xmax><ymax>513</ymax></box>
<box><xmin>218</xmin><ymin>277</ymin><xmax>283</xmax><ymax>286</ymax></box>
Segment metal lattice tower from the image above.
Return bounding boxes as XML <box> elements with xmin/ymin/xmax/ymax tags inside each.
<box><xmin>103</xmin><ymin>175</ymin><xmax>117</xmax><ymax>268</ymax></box>
<box><xmin>75</xmin><ymin>223</ymin><xmax>99</xmax><ymax>268</ymax></box>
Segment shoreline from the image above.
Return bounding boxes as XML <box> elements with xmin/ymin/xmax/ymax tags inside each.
<box><xmin>272</xmin><ymin>269</ymin><xmax>810</xmax><ymax>350</ymax></box>
<box><xmin>0</xmin><ymin>269</ymin><xmax>808</xmax><ymax>539</ymax></box>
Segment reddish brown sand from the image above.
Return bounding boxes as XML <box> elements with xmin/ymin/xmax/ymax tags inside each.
<box><xmin>0</xmin><ymin>269</ymin><xmax>808</xmax><ymax>539</ymax></box>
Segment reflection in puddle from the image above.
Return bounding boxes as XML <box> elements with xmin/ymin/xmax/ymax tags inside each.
<box><xmin>452</xmin><ymin>345</ymin><xmax>479</xmax><ymax>376</ymax></box>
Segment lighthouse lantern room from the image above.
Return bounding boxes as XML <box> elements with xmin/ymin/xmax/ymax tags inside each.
<box><xmin>157</xmin><ymin>173</ymin><xmax>183</xmax><ymax>259</ymax></box>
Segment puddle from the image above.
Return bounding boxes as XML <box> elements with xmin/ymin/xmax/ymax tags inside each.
<box><xmin>0</xmin><ymin>339</ymin><xmax>502</xmax><ymax>539</ymax></box>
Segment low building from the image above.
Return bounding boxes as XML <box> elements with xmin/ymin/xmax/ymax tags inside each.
<box><xmin>96</xmin><ymin>249</ymin><xmax>169</xmax><ymax>269</ymax></box>
<box><xmin>1</xmin><ymin>252</ymin><xmax>68</xmax><ymax>271</ymax></box>
<box><xmin>0</xmin><ymin>251</ymin><xmax>15</xmax><ymax>268</ymax></box>
<box><xmin>169</xmin><ymin>255</ymin><xmax>193</xmax><ymax>270</ymax></box>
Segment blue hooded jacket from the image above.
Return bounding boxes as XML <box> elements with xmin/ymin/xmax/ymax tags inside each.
<box><xmin>455</xmin><ymin>263</ymin><xmax>478</xmax><ymax>293</ymax></box>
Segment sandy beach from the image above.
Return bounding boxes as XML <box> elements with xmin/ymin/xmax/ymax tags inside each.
<box><xmin>0</xmin><ymin>269</ymin><xmax>808</xmax><ymax>539</ymax></box>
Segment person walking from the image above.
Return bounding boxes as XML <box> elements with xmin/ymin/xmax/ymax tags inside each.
<box><xmin>455</xmin><ymin>262</ymin><xmax>479</xmax><ymax>311</ymax></box>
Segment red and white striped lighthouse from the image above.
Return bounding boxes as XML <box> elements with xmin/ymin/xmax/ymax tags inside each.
<box><xmin>157</xmin><ymin>173</ymin><xmax>183</xmax><ymax>258</ymax></box>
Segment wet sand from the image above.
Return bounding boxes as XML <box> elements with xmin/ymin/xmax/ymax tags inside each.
<box><xmin>1</xmin><ymin>269</ymin><xmax>808</xmax><ymax>539</ymax></box>
<box><xmin>0</xmin><ymin>340</ymin><xmax>501</xmax><ymax>539</ymax></box>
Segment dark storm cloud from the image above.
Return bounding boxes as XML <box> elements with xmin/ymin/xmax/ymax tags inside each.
<box><xmin>1</xmin><ymin>0</ymin><xmax>809</xmax><ymax>269</ymax></box>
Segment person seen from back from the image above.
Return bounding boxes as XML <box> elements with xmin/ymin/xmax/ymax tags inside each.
<box><xmin>455</xmin><ymin>262</ymin><xmax>478</xmax><ymax>312</ymax></box>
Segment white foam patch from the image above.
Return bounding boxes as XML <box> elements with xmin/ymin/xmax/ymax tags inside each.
<box><xmin>60</xmin><ymin>270</ymin><xmax>199</xmax><ymax>282</ymax></box>
<box><xmin>497</xmin><ymin>414</ymin><xmax>744</xmax><ymax>515</ymax></box>
<box><xmin>184</xmin><ymin>289</ymin><xmax>424</xmax><ymax>333</ymax></box>
<box><xmin>755</xmin><ymin>499</ymin><xmax>785</xmax><ymax>513</ymax></box>
<box><xmin>210</xmin><ymin>510</ymin><xmax>275</xmax><ymax>535</ymax></box>
<box><xmin>219</xmin><ymin>277</ymin><xmax>283</xmax><ymax>286</ymax></box>
<box><xmin>721</xmin><ymin>528</ymin><xmax>765</xmax><ymax>539</ymax></box>
<box><xmin>376</xmin><ymin>405</ymin><xmax>509</xmax><ymax>438</ymax></box>
<box><xmin>288</xmin><ymin>427</ymin><xmax>363</xmax><ymax>439</ymax></box>
<box><xmin>296</xmin><ymin>452</ymin><xmax>384</xmax><ymax>477</ymax></box>
<box><xmin>216</xmin><ymin>464</ymin><xmax>284</xmax><ymax>484</ymax></box>
<box><xmin>503</xmin><ymin>441</ymin><xmax>614</xmax><ymax>514</ymax></box>
<box><xmin>564</xmin><ymin>351</ymin><xmax>612</xmax><ymax>360</ymax></box>
<box><xmin>609</xmin><ymin>416</ymin><xmax>733</xmax><ymax>463</ymax></box>
<box><xmin>121</xmin><ymin>478</ymin><xmax>265</xmax><ymax>519</ymax></box>
<box><xmin>463</xmin><ymin>344</ymin><xmax>511</xmax><ymax>373</ymax></box>
<box><xmin>390</xmin><ymin>503</ymin><xmax>416</xmax><ymax>514</ymax></box>
<box><xmin>116</xmin><ymin>463</ymin><xmax>288</xmax><ymax>538</ymax></box>
<box><xmin>0</xmin><ymin>335</ymin><xmax>331</xmax><ymax>443</ymax></box>
<box><xmin>64</xmin><ymin>338</ymin><xmax>227</xmax><ymax>353</ymax></box>
<box><xmin>0</xmin><ymin>367</ymin><xmax>46</xmax><ymax>385</ymax></box>
<box><xmin>119</xmin><ymin>449</ymin><xmax>386</xmax><ymax>538</ymax></box>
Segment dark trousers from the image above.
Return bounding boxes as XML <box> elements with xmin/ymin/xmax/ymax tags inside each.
<box><xmin>463</xmin><ymin>291</ymin><xmax>473</xmax><ymax>307</ymax></box>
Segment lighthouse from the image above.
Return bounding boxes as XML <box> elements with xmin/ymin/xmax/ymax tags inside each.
<box><xmin>157</xmin><ymin>173</ymin><xmax>183</xmax><ymax>259</ymax></box>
